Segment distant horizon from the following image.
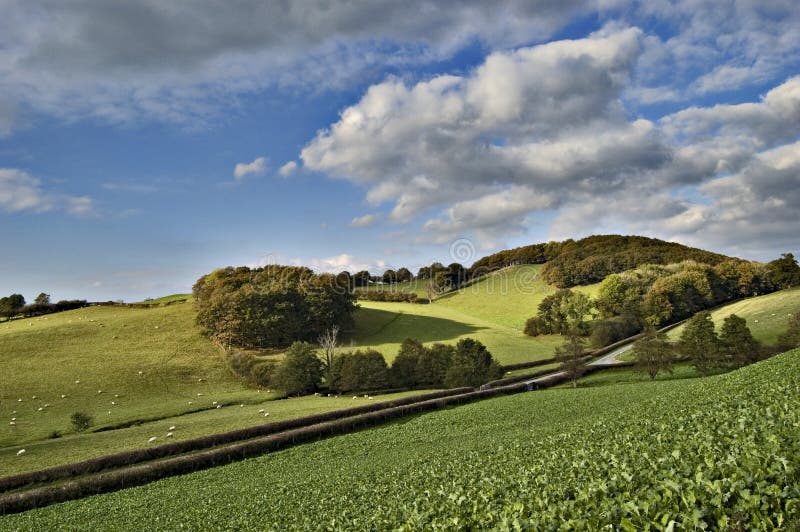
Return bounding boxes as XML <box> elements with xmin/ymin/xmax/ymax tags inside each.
<box><xmin>2</xmin><ymin>2</ymin><xmax>798</xmax><ymax>302</ymax></box>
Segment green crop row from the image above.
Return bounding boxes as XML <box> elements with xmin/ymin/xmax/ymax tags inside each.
<box><xmin>4</xmin><ymin>350</ymin><xmax>799</xmax><ymax>530</ymax></box>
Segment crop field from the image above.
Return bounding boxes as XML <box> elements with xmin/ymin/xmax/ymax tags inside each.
<box><xmin>667</xmin><ymin>286</ymin><xmax>800</xmax><ymax>344</ymax></box>
<box><xmin>6</xmin><ymin>349</ymin><xmax>798</xmax><ymax>529</ymax></box>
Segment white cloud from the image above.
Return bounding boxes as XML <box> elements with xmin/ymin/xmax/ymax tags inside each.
<box><xmin>233</xmin><ymin>156</ymin><xmax>267</xmax><ymax>180</ymax></box>
<box><xmin>350</xmin><ymin>213</ymin><xmax>379</xmax><ymax>228</ymax></box>
<box><xmin>301</xmin><ymin>253</ymin><xmax>387</xmax><ymax>274</ymax></box>
<box><xmin>0</xmin><ymin>168</ymin><xmax>95</xmax><ymax>216</ymax></box>
<box><xmin>278</xmin><ymin>161</ymin><xmax>298</xmax><ymax>177</ymax></box>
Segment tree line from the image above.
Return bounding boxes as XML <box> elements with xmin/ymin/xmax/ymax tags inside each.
<box><xmin>229</xmin><ymin>337</ymin><xmax>503</xmax><ymax>396</ymax></box>
<box><xmin>0</xmin><ymin>293</ymin><xmax>87</xmax><ymax>321</ymax></box>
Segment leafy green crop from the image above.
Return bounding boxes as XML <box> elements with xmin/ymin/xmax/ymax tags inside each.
<box><xmin>5</xmin><ymin>350</ymin><xmax>799</xmax><ymax>530</ymax></box>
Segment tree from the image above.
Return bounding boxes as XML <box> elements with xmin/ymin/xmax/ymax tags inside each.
<box><xmin>525</xmin><ymin>289</ymin><xmax>595</xmax><ymax>336</ymax></box>
<box><xmin>679</xmin><ymin>311</ymin><xmax>721</xmax><ymax>376</ymax></box>
<box><xmin>270</xmin><ymin>342</ymin><xmax>323</xmax><ymax>396</ymax></box>
<box><xmin>443</xmin><ymin>338</ymin><xmax>502</xmax><ymax>388</ymax></box>
<box><xmin>34</xmin><ymin>292</ymin><xmax>51</xmax><ymax>305</ymax></box>
<box><xmin>554</xmin><ymin>331</ymin><xmax>587</xmax><ymax>387</ymax></box>
<box><xmin>330</xmin><ymin>350</ymin><xmax>389</xmax><ymax>392</ymax></box>
<box><xmin>70</xmin><ymin>412</ymin><xmax>93</xmax><ymax>432</ymax></box>
<box><xmin>390</xmin><ymin>338</ymin><xmax>425</xmax><ymax>388</ymax></box>
<box><xmin>318</xmin><ymin>325</ymin><xmax>339</xmax><ymax>386</ymax></box>
<box><xmin>414</xmin><ymin>343</ymin><xmax>453</xmax><ymax>387</ymax></box>
<box><xmin>382</xmin><ymin>269</ymin><xmax>397</xmax><ymax>284</ymax></box>
<box><xmin>396</xmin><ymin>267</ymin><xmax>413</xmax><ymax>283</ymax></box>
<box><xmin>0</xmin><ymin>293</ymin><xmax>25</xmax><ymax>320</ymax></box>
<box><xmin>776</xmin><ymin>311</ymin><xmax>800</xmax><ymax>350</ymax></box>
<box><xmin>353</xmin><ymin>270</ymin><xmax>372</xmax><ymax>287</ymax></box>
<box><xmin>718</xmin><ymin>314</ymin><xmax>761</xmax><ymax>368</ymax></box>
<box><xmin>766</xmin><ymin>253</ymin><xmax>800</xmax><ymax>289</ymax></box>
<box><xmin>632</xmin><ymin>327</ymin><xmax>674</xmax><ymax>380</ymax></box>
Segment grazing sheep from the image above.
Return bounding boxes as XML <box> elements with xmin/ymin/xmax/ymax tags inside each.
<box><xmin>197</xmin><ymin>393</ymin><xmax>203</xmax><ymax>397</ymax></box>
<box><xmin>169</xmin><ymin>425</ymin><xmax>176</xmax><ymax>431</ymax></box>
<box><xmin>74</xmin><ymin>380</ymin><xmax>80</xmax><ymax>384</ymax></box>
<box><xmin>188</xmin><ymin>401</ymin><xmax>193</xmax><ymax>405</ymax></box>
<box><xmin>9</xmin><ymin>421</ymin><xmax>15</xmax><ymax>426</ymax></box>
<box><xmin>37</xmin><ymin>407</ymin><xmax>43</xmax><ymax>411</ymax></box>
<box><xmin>31</xmin><ymin>395</ymin><xmax>37</xmax><ymax>399</ymax></box>
<box><xmin>11</xmin><ymin>417</ymin><xmax>16</xmax><ymax>421</ymax></box>
<box><xmin>17</xmin><ymin>449</ymin><xmax>25</xmax><ymax>456</ymax></box>
<box><xmin>111</xmin><ymin>401</ymin><xmax>116</xmax><ymax>405</ymax></box>
<box><xmin>264</xmin><ymin>412</ymin><xmax>269</xmax><ymax>417</ymax></box>
<box><xmin>61</xmin><ymin>395</ymin><xmax>67</xmax><ymax>399</ymax></box>
<box><xmin>166</xmin><ymin>432</ymin><xmax>174</xmax><ymax>437</ymax></box>
<box><xmin>148</xmin><ymin>437</ymin><xmax>157</xmax><ymax>443</ymax></box>
<box><xmin>216</xmin><ymin>405</ymin><xmax>221</xmax><ymax>409</ymax></box>
<box><xmin>258</xmin><ymin>409</ymin><xmax>265</xmax><ymax>413</ymax></box>
<box><xmin>212</xmin><ymin>401</ymin><xmax>218</xmax><ymax>405</ymax></box>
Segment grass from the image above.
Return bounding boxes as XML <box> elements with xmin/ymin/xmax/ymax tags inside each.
<box><xmin>437</xmin><ymin>265</ymin><xmax>601</xmax><ymax>330</ymax></box>
<box><xmin>360</xmin><ymin>279</ymin><xmax>430</xmax><ymax>299</ymax></box>
<box><xmin>667</xmin><ymin>287</ymin><xmax>800</xmax><ymax>344</ymax></box>
<box><xmin>350</xmin><ymin>301</ymin><xmax>563</xmax><ymax>365</ymax></box>
<box><xmin>6</xmin><ymin>350</ymin><xmax>798</xmax><ymax>529</ymax></box>
<box><xmin>0</xmin><ymin>390</ymin><xmax>426</xmax><ymax>478</ymax></box>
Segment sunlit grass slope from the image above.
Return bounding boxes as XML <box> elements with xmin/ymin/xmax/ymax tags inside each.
<box><xmin>9</xmin><ymin>350</ymin><xmax>798</xmax><ymax>529</ymax></box>
<box><xmin>351</xmin><ymin>301</ymin><xmax>563</xmax><ymax>365</ymax></box>
<box><xmin>437</xmin><ymin>265</ymin><xmax>601</xmax><ymax>330</ymax></box>
<box><xmin>667</xmin><ymin>286</ymin><xmax>800</xmax><ymax>344</ymax></box>
<box><xmin>0</xmin><ymin>302</ymin><xmax>266</xmax><ymax>449</ymax></box>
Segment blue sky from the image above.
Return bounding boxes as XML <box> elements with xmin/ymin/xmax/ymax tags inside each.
<box><xmin>1</xmin><ymin>1</ymin><xmax>798</xmax><ymax>301</ymax></box>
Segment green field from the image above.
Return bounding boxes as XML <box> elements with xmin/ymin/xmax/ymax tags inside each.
<box><xmin>667</xmin><ymin>287</ymin><xmax>800</xmax><ymax>344</ymax></box>
<box><xmin>7</xmin><ymin>349</ymin><xmax>798</xmax><ymax>529</ymax></box>
<box><xmin>349</xmin><ymin>265</ymin><xmax>601</xmax><ymax>365</ymax></box>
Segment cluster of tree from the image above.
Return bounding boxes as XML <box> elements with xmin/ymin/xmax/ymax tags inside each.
<box><xmin>246</xmin><ymin>337</ymin><xmax>503</xmax><ymax>396</ymax></box>
<box><xmin>631</xmin><ymin>311</ymin><xmax>767</xmax><ymax>380</ymax></box>
<box><xmin>0</xmin><ymin>293</ymin><xmax>87</xmax><ymax>320</ymax></box>
<box><xmin>193</xmin><ymin>265</ymin><xmax>357</xmax><ymax>349</ymax></box>
<box><xmin>350</xmin><ymin>268</ymin><xmax>415</xmax><ymax>287</ymax></box>
<box><xmin>524</xmin><ymin>289</ymin><xmax>595</xmax><ymax>337</ymax></box>
<box><xmin>597</xmin><ymin>255</ymin><xmax>800</xmax><ymax>330</ymax></box>
<box><xmin>466</xmin><ymin>235</ymin><xmax>731</xmax><ymax>287</ymax></box>
<box><xmin>352</xmin><ymin>289</ymin><xmax>420</xmax><ymax>303</ymax></box>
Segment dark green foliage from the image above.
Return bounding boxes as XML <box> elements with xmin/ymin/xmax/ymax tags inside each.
<box><xmin>34</xmin><ymin>292</ymin><xmax>51</xmax><ymax>305</ymax></box>
<box><xmin>382</xmin><ymin>269</ymin><xmax>397</xmax><ymax>284</ymax></box>
<box><xmin>443</xmin><ymin>338</ymin><xmax>503</xmax><ymax>388</ymax></box>
<box><xmin>589</xmin><ymin>316</ymin><xmax>640</xmax><ymax>348</ymax></box>
<box><xmin>352</xmin><ymin>270</ymin><xmax>371</xmax><ymax>287</ymax></box>
<box><xmin>553</xmin><ymin>331</ymin><xmax>587</xmax><ymax>387</ymax></box>
<box><xmin>0</xmin><ymin>293</ymin><xmax>25</xmax><ymax>319</ymax></box>
<box><xmin>251</xmin><ymin>361</ymin><xmax>279</xmax><ymax>388</ymax></box>
<box><xmin>353</xmin><ymin>289</ymin><xmax>419</xmax><ymax>303</ymax></box>
<box><xmin>193</xmin><ymin>265</ymin><xmax>356</xmax><ymax>349</ymax></box>
<box><xmin>70</xmin><ymin>412</ymin><xmax>93</xmax><ymax>432</ymax></box>
<box><xmin>270</xmin><ymin>342</ymin><xmax>324</xmax><ymax>396</ymax></box>
<box><xmin>413</xmin><ymin>343</ymin><xmax>453</xmax><ymax>387</ymax></box>
<box><xmin>777</xmin><ymin>310</ymin><xmax>800</xmax><ymax>350</ymax></box>
<box><xmin>330</xmin><ymin>350</ymin><xmax>390</xmax><ymax>393</ymax></box>
<box><xmin>524</xmin><ymin>289</ymin><xmax>594</xmax><ymax>336</ymax></box>
<box><xmin>390</xmin><ymin>338</ymin><xmax>425</xmax><ymax>388</ymax></box>
<box><xmin>679</xmin><ymin>311</ymin><xmax>721</xmax><ymax>376</ymax></box>
<box><xmin>396</xmin><ymin>268</ymin><xmax>413</xmax><ymax>283</ymax></box>
<box><xmin>718</xmin><ymin>314</ymin><xmax>761</xmax><ymax>368</ymax></box>
<box><xmin>767</xmin><ymin>253</ymin><xmax>800</xmax><ymax>289</ymax></box>
<box><xmin>632</xmin><ymin>327</ymin><xmax>675</xmax><ymax>380</ymax></box>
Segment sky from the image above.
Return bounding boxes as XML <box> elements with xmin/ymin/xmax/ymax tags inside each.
<box><xmin>0</xmin><ymin>0</ymin><xmax>798</xmax><ymax>302</ymax></box>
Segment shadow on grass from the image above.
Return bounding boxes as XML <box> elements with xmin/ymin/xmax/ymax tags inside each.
<box><xmin>351</xmin><ymin>307</ymin><xmax>485</xmax><ymax>345</ymax></box>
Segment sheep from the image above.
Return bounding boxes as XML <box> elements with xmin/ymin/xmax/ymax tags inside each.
<box><xmin>264</xmin><ymin>412</ymin><xmax>269</xmax><ymax>417</ymax></box>
<box><xmin>258</xmin><ymin>409</ymin><xmax>265</xmax><ymax>413</ymax></box>
<box><xmin>74</xmin><ymin>380</ymin><xmax>80</xmax><ymax>384</ymax></box>
<box><xmin>17</xmin><ymin>449</ymin><xmax>25</xmax><ymax>456</ymax></box>
<box><xmin>148</xmin><ymin>437</ymin><xmax>157</xmax><ymax>443</ymax></box>
<box><xmin>17</xmin><ymin>398</ymin><xmax>22</xmax><ymax>402</ymax></box>
<box><xmin>138</xmin><ymin>371</ymin><xmax>144</xmax><ymax>376</ymax></box>
<box><xmin>216</xmin><ymin>405</ymin><xmax>221</xmax><ymax>409</ymax></box>
<box><xmin>31</xmin><ymin>395</ymin><xmax>37</xmax><ymax>399</ymax></box>
<box><xmin>97</xmin><ymin>390</ymin><xmax>103</xmax><ymax>394</ymax></box>
<box><xmin>169</xmin><ymin>425</ymin><xmax>176</xmax><ymax>431</ymax></box>
<box><xmin>166</xmin><ymin>432</ymin><xmax>174</xmax><ymax>438</ymax></box>
<box><xmin>11</xmin><ymin>417</ymin><xmax>16</xmax><ymax>421</ymax></box>
<box><xmin>196</xmin><ymin>393</ymin><xmax>203</xmax><ymax>397</ymax></box>
<box><xmin>9</xmin><ymin>421</ymin><xmax>15</xmax><ymax>426</ymax></box>
<box><xmin>111</xmin><ymin>401</ymin><xmax>116</xmax><ymax>405</ymax></box>
<box><xmin>240</xmin><ymin>404</ymin><xmax>244</xmax><ymax>407</ymax></box>
<box><xmin>212</xmin><ymin>401</ymin><xmax>218</xmax><ymax>405</ymax></box>
<box><xmin>61</xmin><ymin>395</ymin><xmax>67</xmax><ymax>399</ymax></box>
<box><xmin>37</xmin><ymin>407</ymin><xmax>43</xmax><ymax>411</ymax></box>
<box><xmin>188</xmin><ymin>401</ymin><xmax>193</xmax><ymax>405</ymax></box>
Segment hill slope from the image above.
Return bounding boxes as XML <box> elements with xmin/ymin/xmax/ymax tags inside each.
<box><xmin>7</xmin><ymin>350</ymin><xmax>798</xmax><ymax>528</ymax></box>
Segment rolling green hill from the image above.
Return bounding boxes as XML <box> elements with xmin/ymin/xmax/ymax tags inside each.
<box><xmin>667</xmin><ymin>286</ymin><xmax>800</xmax><ymax>344</ymax></box>
<box><xmin>7</xmin><ymin>349</ymin><xmax>798</xmax><ymax>529</ymax></box>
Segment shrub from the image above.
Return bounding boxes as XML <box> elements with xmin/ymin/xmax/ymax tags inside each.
<box><xmin>270</xmin><ymin>342</ymin><xmax>323</xmax><ymax>396</ymax></box>
<box><xmin>390</xmin><ymin>338</ymin><xmax>425</xmax><ymax>388</ymax></box>
<box><xmin>443</xmin><ymin>339</ymin><xmax>502</xmax><ymax>388</ymax></box>
<box><xmin>414</xmin><ymin>343</ymin><xmax>453</xmax><ymax>388</ymax></box>
<box><xmin>251</xmin><ymin>361</ymin><xmax>279</xmax><ymax>388</ymax></box>
<box><xmin>590</xmin><ymin>316</ymin><xmax>640</xmax><ymax>347</ymax></box>
<box><xmin>330</xmin><ymin>350</ymin><xmax>389</xmax><ymax>393</ymax></box>
<box><xmin>70</xmin><ymin>412</ymin><xmax>93</xmax><ymax>432</ymax></box>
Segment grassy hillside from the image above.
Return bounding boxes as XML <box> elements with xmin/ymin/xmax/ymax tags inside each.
<box><xmin>351</xmin><ymin>300</ymin><xmax>563</xmax><ymax>365</ymax></box>
<box><xmin>0</xmin><ymin>303</ymin><xmax>270</xmax><ymax>449</ymax></box>
<box><xmin>667</xmin><ymin>286</ymin><xmax>800</xmax><ymax>344</ymax></box>
<box><xmin>438</xmin><ymin>264</ymin><xmax>600</xmax><ymax>329</ymax></box>
<box><xmin>360</xmin><ymin>279</ymin><xmax>429</xmax><ymax>298</ymax></box>
<box><xmin>8</xmin><ymin>350</ymin><xmax>798</xmax><ymax>529</ymax></box>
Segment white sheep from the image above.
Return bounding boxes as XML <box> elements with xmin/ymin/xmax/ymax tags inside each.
<box><xmin>258</xmin><ymin>409</ymin><xmax>265</xmax><ymax>413</ymax></box>
<box><xmin>111</xmin><ymin>401</ymin><xmax>116</xmax><ymax>405</ymax></box>
<box><xmin>148</xmin><ymin>437</ymin><xmax>157</xmax><ymax>443</ymax></box>
<box><xmin>37</xmin><ymin>407</ymin><xmax>43</xmax><ymax>411</ymax></box>
<box><xmin>61</xmin><ymin>394</ymin><xmax>67</xmax><ymax>399</ymax></box>
<box><xmin>216</xmin><ymin>405</ymin><xmax>221</xmax><ymax>409</ymax></box>
<box><xmin>169</xmin><ymin>425</ymin><xmax>176</xmax><ymax>431</ymax></box>
<box><xmin>166</xmin><ymin>432</ymin><xmax>174</xmax><ymax>437</ymax></box>
<box><xmin>74</xmin><ymin>380</ymin><xmax>80</xmax><ymax>384</ymax></box>
<box><xmin>9</xmin><ymin>421</ymin><xmax>15</xmax><ymax>426</ymax></box>
<box><xmin>264</xmin><ymin>412</ymin><xmax>269</xmax><ymax>417</ymax></box>
<box><xmin>17</xmin><ymin>449</ymin><xmax>25</xmax><ymax>456</ymax></box>
<box><xmin>212</xmin><ymin>401</ymin><xmax>218</xmax><ymax>405</ymax></box>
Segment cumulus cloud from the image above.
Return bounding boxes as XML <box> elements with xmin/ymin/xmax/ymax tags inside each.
<box><xmin>350</xmin><ymin>214</ymin><xmax>380</xmax><ymax>228</ymax></box>
<box><xmin>278</xmin><ymin>161</ymin><xmax>298</xmax><ymax>177</ymax></box>
<box><xmin>233</xmin><ymin>156</ymin><xmax>267</xmax><ymax>180</ymax></box>
<box><xmin>0</xmin><ymin>168</ymin><xmax>94</xmax><ymax>216</ymax></box>
<box><xmin>301</xmin><ymin>253</ymin><xmax>387</xmax><ymax>274</ymax></box>
<box><xmin>0</xmin><ymin>0</ymin><xmax>595</xmax><ymax>129</ymax></box>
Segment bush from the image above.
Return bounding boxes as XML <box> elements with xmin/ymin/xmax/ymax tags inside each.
<box><xmin>353</xmin><ymin>289</ymin><xmax>419</xmax><ymax>303</ymax></box>
<box><xmin>443</xmin><ymin>339</ymin><xmax>502</xmax><ymax>388</ymax></box>
<box><xmin>70</xmin><ymin>412</ymin><xmax>93</xmax><ymax>432</ymax></box>
<box><xmin>251</xmin><ymin>361</ymin><xmax>279</xmax><ymax>388</ymax></box>
<box><xmin>413</xmin><ymin>343</ymin><xmax>453</xmax><ymax>388</ymax></box>
<box><xmin>270</xmin><ymin>342</ymin><xmax>323</xmax><ymax>396</ymax></box>
<box><xmin>330</xmin><ymin>350</ymin><xmax>389</xmax><ymax>393</ymax></box>
<box><xmin>390</xmin><ymin>338</ymin><xmax>425</xmax><ymax>388</ymax></box>
<box><xmin>590</xmin><ymin>316</ymin><xmax>640</xmax><ymax>347</ymax></box>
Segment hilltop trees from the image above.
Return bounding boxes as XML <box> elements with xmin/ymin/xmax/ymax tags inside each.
<box><xmin>0</xmin><ymin>294</ymin><xmax>25</xmax><ymax>320</ymax></box>
<box><xmin>193</xmin><ymin>265</ymin><xmax>356</xmax><ymax>349</ymax></box>
<box><xmin>767</xmin><ymin>253</ymin><xmax>800</xmax><ymax>289</ymax></box>
<box><xmin>525</xmin><ymin>289</ymin><xmax>595</xmax><ymax>337</ymax></box>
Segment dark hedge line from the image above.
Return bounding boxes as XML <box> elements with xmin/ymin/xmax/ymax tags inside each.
<box><xmin>0</xmin><ymin>382</ymin><xmax>538</xmax><ymax>515</ymax></box>
<box><xmin>353</xmin><ymin>289</ymin><xmax>421</xmax><ymax>303</ymax></box>
<box><xmin>499</xmin><ymin>357</ymin><xmax>558</xmax><ymax>372</ymax></box>
<box><xmin>0</xmin><ymin>388</ymin><xmax>471</xmax><ymax>495</ymax></box>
